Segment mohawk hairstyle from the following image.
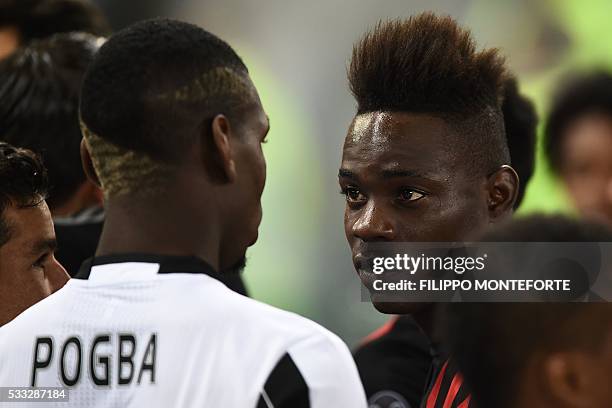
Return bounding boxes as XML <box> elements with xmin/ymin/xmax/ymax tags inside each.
<box><xmin>349</xmin><ymin>13</ymin><xmax>511</xmax><ymax>174</ymax></box>
<box><xmin>349</xmin><ymin>13</ymin><xmax>507</xmax><ymax>116</ymax></box>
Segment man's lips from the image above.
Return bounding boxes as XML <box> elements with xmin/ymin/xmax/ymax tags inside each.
<box><xmin>352</xmin><ymin>253</ymin><xmax>366</xmax><ymax>271</ymax></box>
<box><xmin>352</xmin><ymin>253</ymin><xmax>372</xmax><ymax>275</ymax></box>
<box><xmin>353</xmin><ymin>253</ymin><xmax>377</xmax><ymax>288</ymax></box>
<box><xmin>353</xmin><ymin>251</ymin><xmax>421</xmax><ymax>288</ymax></box>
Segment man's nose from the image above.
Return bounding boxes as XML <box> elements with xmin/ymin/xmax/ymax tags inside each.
<box><xmin>606</xmin><ymin>176</ymin><xmax>612</xmax><ymax>205</ymax></box>
<box><xmin>47</xmin><ymin>256</ymin><xmax>69</xmax><ymax>292</ymax></box>
<box><xmin>351</xmin><ymin>201</ymin><xmax>395</xmax><ymax>241</ymax></box>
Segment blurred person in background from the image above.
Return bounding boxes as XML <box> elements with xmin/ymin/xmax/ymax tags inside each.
<box><xmin>0</xmin><ymin>19</ymin><xmax>366</xmax><ymax>407</ymax></box>
<box><xmin>447</xmin><ymin>215</ymin><xmax>612</xmax><ymax>408</ymax></box>
<box><xmin>545</xmin><ymin>71</ymin><xmax>612</xmax><ymax>226</ymax></box>
<box><xmin>0</xmin><ymin>0</ymin><xmax>110</xmax><ymax>59</ymax></box>
<box><xmin>0</xmin><ymin>33</ymin><xmax>104</xmax><ymax>276</ymax></box>
<box><xmin>340</xmin><ymin>13</ymin><xmax>521</xmax><ymax>408</ymax></box>
<box><xmin>0</xmin><ymin>142</ymin><xmax>68</xmax><ymax>326</ymax></box>
<box><xmin>352</xmin><ymin>73</ymin><xmax>538</xmax><ymax>408</ymax></box>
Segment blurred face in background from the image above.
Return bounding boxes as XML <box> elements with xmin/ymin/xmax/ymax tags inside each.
<box><xmin>517</xmin><ymin>304</ymin><xmax>612</xmax><ymax>408</ymax></box>
<box><xmin>0</xmin><ymin>26</ymin><xmax>19</xmax><ymax>59</ymax></box>
<box><xmin>559</xmin><ymin>112</ymin><xmax>612</xmax><ymax>225</ymax></box>
<box><xmin>0</xmin><ymin>200</ymin><xmax>68</xmax><ymax>326</ymax></box>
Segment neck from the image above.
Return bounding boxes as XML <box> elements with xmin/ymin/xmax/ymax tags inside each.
<box><xmin>412</xmin><ymin>303</ymin><xmax>438</xmax><ymax>341</ymax></box>
<box><xmin>96</xmin><ymin>186</ymin><xmax>221</xmax><ymax>272</ymax></box>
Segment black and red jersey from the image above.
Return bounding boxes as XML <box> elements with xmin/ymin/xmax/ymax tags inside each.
<box><xmin>421</xmin><ymin>357</ymin><xmax>472</xmax><ymax>408</ymax></box>
<box><xmin>353</xmin><ymin>316</ymin><xmax>432</xmax><ymax>408</ymax></box>
<box><xmin>354</xmin><ymin>315</ymin><xmax>473</xmax><ymax>408</ymax></box>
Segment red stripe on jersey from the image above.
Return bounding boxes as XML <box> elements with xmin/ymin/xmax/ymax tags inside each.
<box><xmin>457</xmin><ymin>395</ymin><xmax>471</xmax><ymax>408</ymax></box>
<box><xmin>426</xmin><ymin>360</ymin><xmax>449</xmax><ymax>408</ymax></box>
<box><xmin>360</xmin><ymin>316</ymin><xmax>399</xmax><ymax>345</ymax></box>
<box><xmin>442</xmin><ymin>372</ymin><xmax>463</xmax><ymax>408</ymax></box>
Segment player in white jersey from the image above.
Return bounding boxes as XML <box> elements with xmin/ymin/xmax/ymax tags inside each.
<box><xmin>0</xmin><ymin>18</ymin><xmax>366</xmax><ymax>408</ymax></box>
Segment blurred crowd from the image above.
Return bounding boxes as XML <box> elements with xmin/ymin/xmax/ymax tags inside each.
<box><xmin>0</xmin><ymin>1</ymin><xmax>612</xmax><ymax>408</ymax></box>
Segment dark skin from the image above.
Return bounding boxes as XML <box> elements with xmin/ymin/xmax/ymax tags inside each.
<box><xmin>81</xmin><ymin>93</ymin><xmax>270</xmax><ymax>273</ymax></box>
<box><xmin>514</xmin><ymin>305</ymin><xmax>612</xmax><ymax>408</ymax></box>
<box><xmin>339</xmin><ymin>111</ymin><xmax>517</xmax><ymax>336</ymax></box>
<box><xmin>559</xmin><ymin>112</ymin><xmax>612</xmax><ymax>225</ymax></box>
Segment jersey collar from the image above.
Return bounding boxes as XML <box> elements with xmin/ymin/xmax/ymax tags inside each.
<box><xmin>74</xmin><ymin>253</ymin><xmax>227</xmax><ymax>281</ymax></box>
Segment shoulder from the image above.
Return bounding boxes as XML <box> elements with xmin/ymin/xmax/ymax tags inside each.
<box><xmin>224</xmin><ymin>284</ymin><xmax>349</xmax><ymax>349</ymax></box>
<box><xmin>254</xmin><ymin>305</ymin><xmax>367</xmax><ymax>408</ymax></box>
<box><xmin>353</xmin><ymin>316</ymin><xmax>432</xmax><ymax>408</ymax></box>
<box><xmin>0</xmin><ymin>284</ymin><xmax>71</xmax><ymax>337</ymax></box>
<box><xmin>355</xmin><ymin>315</ymin><xmax>430</xmax><ymax>358</ymax></box>
<box><xmin>172</xmin><ymin>276</ymin><xmax>353</xmax><ymax>358</ymax></box>
<box><xmin>207</xmin><ymin>282</ymin><xmax>367</xmax><ymax>406</ymax></box>
<box><xmin>0</xmin><ymin>287</ymin><xmax>72</xmax><ymax>377</ymax></box>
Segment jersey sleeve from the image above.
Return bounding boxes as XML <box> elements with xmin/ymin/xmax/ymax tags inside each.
<box><xmin>256</xmin><ymin>331</ymin><xmax>367</xmax><ymax>408</ymax></box>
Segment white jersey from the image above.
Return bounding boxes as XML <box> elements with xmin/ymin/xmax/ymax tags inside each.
<box><xmin>0</xmin><ymin>255</ymin><xmax>367</xmax><ymax>408</ymax></box>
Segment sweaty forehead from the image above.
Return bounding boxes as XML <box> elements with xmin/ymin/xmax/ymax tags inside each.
<box><xmin>343</xmin><ymin>111</ymin><xmax>460</xmax><ymax>177</ymax></box>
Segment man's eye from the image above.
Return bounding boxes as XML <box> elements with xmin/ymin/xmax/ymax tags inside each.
<box><xmin>341</xmin><ymin>187</ymin><xmax>366</xmax><ymax>203</ymax></box>
<box><xmin>32</xmin><ymin>253</ymin><xmax>50</xmax><ymax>269</ymax></box>
<box><xmin>398</xmin><ymin>188</ymin><xmax>425</xmax><ymax>202</ymax></box>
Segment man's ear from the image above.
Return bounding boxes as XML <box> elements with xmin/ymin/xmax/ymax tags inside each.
<box><xmin>204</xmin><ymin>114</ymin><xmax>237</xmax><ymax>183</ymax></box>
<box><xmin>486</xmin><ymin>164</ymin><xmax>519</xmax><ymax>221</ymax></box>
<box><xmin>80</xmin><ymin>138</ymin><xmax>101</xmax><ymax>188</ymax></box>
<box><xmin>542</xmin><ymin>352</ymin><xmax>594</xmax><ymax>408</ymax></box>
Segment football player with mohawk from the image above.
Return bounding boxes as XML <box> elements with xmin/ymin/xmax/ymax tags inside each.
<box><xmin>339</xmin><ymin>13</ymin><xmax>521</xmax><ymax>408</ymax></box>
